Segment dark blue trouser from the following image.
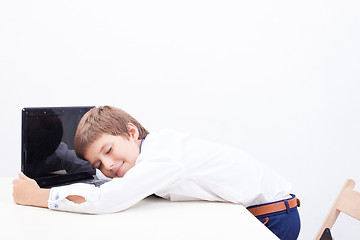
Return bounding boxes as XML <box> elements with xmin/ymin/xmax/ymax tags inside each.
<box><xmin>248</xmin><ymin>195</ymin><xmax>301</xmax><ymax>239</ymax></box>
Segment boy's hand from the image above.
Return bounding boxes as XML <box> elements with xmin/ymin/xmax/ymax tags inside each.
<box><xmin>12</xmin><ymin>172</ymin><xmax>49</xmax><ymax>208</ymax></box>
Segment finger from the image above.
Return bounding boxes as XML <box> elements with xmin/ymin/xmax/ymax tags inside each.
<box><xmin>18</xmin><ymin>172</ymin><xmax>29</xmax><ymax>180</ymax></box>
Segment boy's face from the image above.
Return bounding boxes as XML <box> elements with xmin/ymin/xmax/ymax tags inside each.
<box><xmin>84</xmin><ymin>124</ymin><xmax>142</xmax><ymax>178</ymax></box>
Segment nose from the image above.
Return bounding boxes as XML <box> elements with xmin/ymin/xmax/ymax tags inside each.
<box><xmin>101</xmin><ymin>157</ymin><xmax>115</xmax><ymax>171</ymax></box>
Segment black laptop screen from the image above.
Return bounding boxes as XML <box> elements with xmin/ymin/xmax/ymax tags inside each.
<box><xmin>21</xmin><ymin>107</ymin><xmax>96</xmax><ymax>179</ymax></box>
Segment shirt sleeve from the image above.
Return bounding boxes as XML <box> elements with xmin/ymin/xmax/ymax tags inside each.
<box><xmin>48</xmin><ymin>157</ymin><xmax>183</xmax><ymax>214</ymax></box>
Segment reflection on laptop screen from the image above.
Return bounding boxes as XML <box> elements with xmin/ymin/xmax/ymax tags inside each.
<box><xmin>21</xmin><ymin>107</ymin><xmax>96</xmax><ymax>179</ymax></box>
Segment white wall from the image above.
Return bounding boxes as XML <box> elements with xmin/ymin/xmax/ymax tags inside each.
<box><xmin>1</xmin><ymin>1</ymin><xmax>360</xmax><ymax>239</ymax></box>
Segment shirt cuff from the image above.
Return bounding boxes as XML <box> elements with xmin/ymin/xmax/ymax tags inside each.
<box><xmin>48</xmin><ymin>183</ymin><xmax>100</xmax><ymax>213</ymax></box>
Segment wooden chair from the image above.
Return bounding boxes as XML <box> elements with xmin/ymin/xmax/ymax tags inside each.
<box><xmin>315</xmin><ymin>179</ymin><xmax>360</xmax><ymax>240</ymax></box>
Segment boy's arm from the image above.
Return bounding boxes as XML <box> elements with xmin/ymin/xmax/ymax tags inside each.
<box><xmin>12</xmin><ymin>173</ymin><xmax>85</xmax><ymax>208</ymax></box>
<box><xmin>47</xmin><ymin>158</ymin><xmax>182</xmax><ymax>214</ymax></box>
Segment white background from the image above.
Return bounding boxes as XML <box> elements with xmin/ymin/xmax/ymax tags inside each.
<box><xmin>1</xmin><ymin>1</ymin><xmax>360</xmax><ymax>239</ymax></box>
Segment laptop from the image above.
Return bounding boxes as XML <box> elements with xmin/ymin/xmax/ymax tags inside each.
<box><xmin>21</xmin><ymin>106</ymin><xmax>110</xmax><ymax>188</ymax></box>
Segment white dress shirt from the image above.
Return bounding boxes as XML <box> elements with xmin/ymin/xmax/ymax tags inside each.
<box><xmin>48</xmin><ymin>129</ymin><xmax>291</xmax><ymax>214</ymax></box>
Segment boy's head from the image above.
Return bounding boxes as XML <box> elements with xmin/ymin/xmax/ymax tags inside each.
<box><xmin>74</xmin><ymin>106</ymin><xmax>149</xmax><ymax>161</ymax></box>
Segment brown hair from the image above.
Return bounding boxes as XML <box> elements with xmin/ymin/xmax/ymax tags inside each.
<box><xmin>74</xmin><ymin>106</ymin><xmax>149</xmax><ymax>160</ymax></box>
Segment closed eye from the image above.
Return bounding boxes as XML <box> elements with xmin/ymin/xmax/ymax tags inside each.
<box><xmin>92</xmin><ymin>161</ymin><xmax>102</xmax><ymax>169</ymax></box>
<box><xmin>96</xmin><ymin>162</ymin><xmax>102</xmax><ymax>169</ymax></box>
<box><xmin>106</xmin><ymin>147</ymin><xmax>112</xmax><ymax>154</ymax></box>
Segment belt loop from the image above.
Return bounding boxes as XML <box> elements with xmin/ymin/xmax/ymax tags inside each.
<box><xmin>284</xmin><ymin>199</ymin><xmax>290</xmax><ymax>214</ymax></box>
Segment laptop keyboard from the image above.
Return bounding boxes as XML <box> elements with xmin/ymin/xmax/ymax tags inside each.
<box><xmin>82</xmin><ymin>178</ymin><xmax>111</xmax><ymax>187</ymax></box>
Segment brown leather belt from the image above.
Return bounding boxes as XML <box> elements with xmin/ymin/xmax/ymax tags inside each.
<box><xmin>247</xmin><ymin>197</ymin><xmax>301</xmax><ymax>217</ymax></box>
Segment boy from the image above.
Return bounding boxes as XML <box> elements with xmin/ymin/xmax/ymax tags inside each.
<box><xmin>13</xmin><ymin>106</ymin><xmax>300</xmax><ymax>239</ymax></box>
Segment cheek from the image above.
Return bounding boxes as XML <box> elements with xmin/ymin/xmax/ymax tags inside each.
<box><xmin>101</xmin><ymin>169</ymin><xmax>115</xmax><ymax>178</ymax></box>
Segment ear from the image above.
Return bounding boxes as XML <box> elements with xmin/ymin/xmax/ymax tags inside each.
<box><xmin>127</xmin><ymin>123</ymin><xmax>139</xmax><ymax>140</ymax></box>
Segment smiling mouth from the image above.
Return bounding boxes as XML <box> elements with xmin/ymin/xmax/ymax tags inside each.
<box><xmin>116</xmin><ymin>162</ymin><xmax>124</xmax><ymax>176</ymax></box>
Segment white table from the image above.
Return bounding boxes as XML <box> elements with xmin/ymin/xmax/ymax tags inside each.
<box><xmin>1</xmin><ymin>178</ymin><xmax>278</xmax><ymax>239</ymax></box>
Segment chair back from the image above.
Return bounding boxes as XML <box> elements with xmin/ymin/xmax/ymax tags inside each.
<box><xmin>315</xmin><ymin>179</ymin><xmax>360</xmax><ymax>240</ymax></box>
